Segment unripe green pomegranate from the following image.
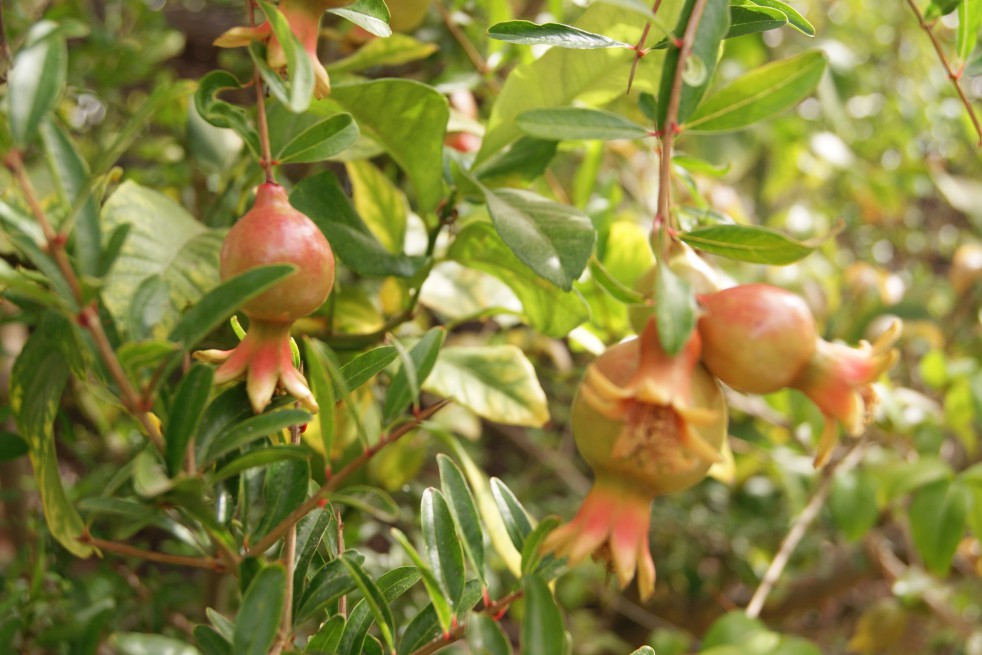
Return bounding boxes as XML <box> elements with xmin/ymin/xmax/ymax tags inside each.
<box><xmin>542</xmin><ymin>319</ymin><xmax>727</xmax><ymax>601</ymax></box>
<box><xmin>697</xmin><ymin>284</ymin><xmax>817</xmax><ymax>394</ymax></box>
<box><xmin>197</xmin><ymin>183</ymin><xmax>335</xmax><ymax>413</ymax></box>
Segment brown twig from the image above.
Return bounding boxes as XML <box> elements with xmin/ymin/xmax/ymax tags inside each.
<box><xmin>904</xmin><ymin>0</ymin><xmax>982</xmax><ymax>146</ymax></box>
<box><xmin>247</xmin><ymin>0</ymin><xmax>276</xmax><ymax>182</ymax></box>
<box><xmin>244</xmin><ymin>400</ymin><xmax>450</xmax><ymax>558</ymax></box>
<box><xmin>744</xmin><ymin>436</ymin><xmax>868</xmax><ymax>618</ymax></box>
<box><xmin>4</xmin><ymin>150</ymin><xmax>165</xmax><ymax>451</ymax></box>
<box><xmin>81</xmin><ymin>533</ymin><xmax>226</xmax><ymax>571</ymax></box>
<box><xmin>434</xmin><ymin>0</ymin><xmax>501</xmax><ymax>94</ymax></box>
<box><xmin>653</xmin><ymin>0</ymin><xmax>709</xmax><ymax>252</ymax></box>
<box><xmin>627</xmin><ymin>0</ymin><xmax>664</xmax><ymax>94</ymax></box>
<box><xmin>407</xmin><ymin>589</ymin><xmax>525</xmax><ymax>655</ymax></box>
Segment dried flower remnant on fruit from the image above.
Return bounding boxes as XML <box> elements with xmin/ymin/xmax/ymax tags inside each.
<box><xmin>214</xmin><ymin>0</ymin><xmax>353</xmax><ymax>98</ymax></box>
<box><xmin>793</xmin><ymin>320</ymin><xmax>901</xmax><ymax>467</ymax></box>
<box><xmin>542</xmin><ymin>320</ymin><xmax>727</xmax><ymax>601</ymax></box>
<box><xmin>195</xmin><ymin>183</ymin><xmax>334</xmax><ymax>413</ymax></box>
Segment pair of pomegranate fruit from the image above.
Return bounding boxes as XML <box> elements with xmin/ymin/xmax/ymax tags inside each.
<box><xmin>546</xmin><ymin>263</ymin><xmax>900</xmax><ymax>600</ymax></box>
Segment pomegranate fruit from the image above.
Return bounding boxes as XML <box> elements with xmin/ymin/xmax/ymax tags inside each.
<box><xmin>696</xmin><ymin>284</ymin><xmax>817</xmax><ymax>394</ymax></box>
<box><xmin>196</xmin><ymin>183</ymin><xmax>335</xmax><ymax>413</ymax></box>
<box><xmin>542</xmin><ymin>319</ymin><xmax>727</xmax><ymax>601</ymax></box>
<box><xmin>792</xmin><ymin>319</ymin><xmax>901</xmax><ymax>466</ymax></box>
<box><xmin>214</xmin><ymin>0</ymin><xmax>352</xmax><ymax>98</ymax></box>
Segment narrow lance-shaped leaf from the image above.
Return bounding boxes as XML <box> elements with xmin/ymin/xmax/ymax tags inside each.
<box><xmin>201</xmin><ymin>408</ymin><xmax>312</xmax><ymax>466</ymax></box>
<box><xmin>212</xmin><ymin>445</ymin><xmax>309</xmax><ymax>482</ymax></box>
<box><xmin>588</xmin><ymin>257</ymin><xmax>646</xmax><ymax>304</ymax></box>
<box><xmin>437</xmin><ymin>454</ymin><xmax>487</xmax><ymax>585</ymax></box>
<box><xmin>277</xmin><ymin>113</ymin><xmax>359</xmax><ymax>163</ymax></box>
<box><xmin>679</xmin><ymin>220</ymin><xmax>840</xmax><ymax>265</ymax></box>
<box><xmin>656</xmin><ymin>0</ymin><xmax>731</xmax><ymax>130</ymax></box>
<box><xmin>390</xmin><ymin>528</ymin><xmax>455</xmax><ymax>636</ymax></box>
<box><xmin>303</xmin><ymin>337</ymin><xmax>336</xmax><ymax>459</ymax></box>
<box><xmin>654</xmin><ymin>261</ymin><xmax>696</xmax><ymax>356</ymax></box>
<box><xmin>193</xmin><ymin>70</ymin><xmax>261</xmax><ymax>155</ymax></box>
<box><xmin>165</xmin><ymin>365</ymin><xmax>214</xmax><ymax>476</ymax></box>
<box><xmin>516</xmin><ymin>107</ymin><xmax>651</xmax><ymax>141</ymax></box>
<box><xmin>338</xmin><ymin>555</ymin><xmax>397</xmax><ymax>654</ymax></box>
<box><xmin>752</xmin><ymin>0</ymin><xmax>816</xmax><ymax>36</ymax></box>
<box><xmin>232</xmin><ymin>564</ymin><xmax>286</xmax><ymax>655</ymax></box>
<box><xmin>521</xmin><ymin>574</ymin><xmax>566</xmax><ymax>655</ymax></box>
<box><xmin>490</xmin><ymin>478</ymin><xmax>534</xmax><ymax>551</ymax></box>
<box><xmin>958</xmin><ymin>0</ymin><xmax>982</xmax><ymax>62</ymax></box>
<box><xmin>7</xmin><ymin>22</ymin><xmax>67</xmax><ymax>147</ymax></box>
<box><xmin>909</xmin><ymin>478</ymin><xmax>970</xmax><ymax>575</ymax></box>
<box><xmin>726</xmin><ymin>4</ymin><xmax>787</xmax><ymax>39</ymax></box>
<box><xmin>685</xmin><ymin>51</ymin><xmax>827</xmax><ymax>132</ymax></box>
<box><xmin>328</xmin><ymin>0</ymin><xmax>392</xmax><ymax>38</ymax></box>
<box><xmin>383</xmin><ymin>328</ymin><xmax>446</xmax><ymax>423</ymax></box>
<box><xmin>487</xmin><ymin>20</ymin><xmax>632</xmax><ymax>49</ymax></box>
<box><xmin>256</xmin><ymin>0</ymin><xmax>315</xmax><ymax>113</ymax></box>
<box><xmin>421</xmin><ymin>489</ymin><xmax>466</xmax><ymax>608</ymax></box>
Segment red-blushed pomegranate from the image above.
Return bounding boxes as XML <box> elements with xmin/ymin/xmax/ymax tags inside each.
<box><xmin>697</xmin><ymin>284</ymin><xmax>817</xmax><ymax>394</ymax></box>
<box><xmin>542</xmin><ymin>319</ymin><xmax>727</xmax><ymax>601</ymax></box>
<box><xmin>214</xmin><ymin>0</ymin><xmax>352</xmax><ymax>98</ymax></box>
<box><xmin>792</xmin><ymin>319</ymin><xmax>901</xmax><ymax>466</ymax></box>
<box><xmin>196</xmin><ymin>183</ymin><xmax>334</xmax><ymax>414</ymax></box>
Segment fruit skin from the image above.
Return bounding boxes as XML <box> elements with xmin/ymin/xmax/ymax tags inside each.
<box><xmin>196</xmin><ymin>183</ymin><xmax>334</xmax><ymax>413</ymax></box>
<box><xmin>542</xmin><ymin>320</ymin><xmax>727</xmax><ymax>601</ymax></box>
<box><xmin>220</xmin><ymin>183</ymin><xmax>334</xmax><ymax>322</ymax></box>
<box><xmin>697</xmin><ymin>283</ymin><xmax>817</xmax><ymax>394</ymax></box>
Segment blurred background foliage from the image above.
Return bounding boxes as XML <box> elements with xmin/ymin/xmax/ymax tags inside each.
<box><xmin>1</xmin><ymin>0</ymin><xmax>981</xmax><ymax>653</ymax></box>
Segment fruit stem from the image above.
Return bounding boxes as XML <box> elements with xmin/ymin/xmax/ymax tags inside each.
<box><xmin>652</xmin><ymin>0</ymin><xmax>709</xmax><ymax>257</ymax></box>
<box><xmin>248</xmin><ymin>0</ymin><xmax>276</xmax><ymax>183</ymax></box>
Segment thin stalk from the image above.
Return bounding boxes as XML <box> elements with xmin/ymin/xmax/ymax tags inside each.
<box><xmin>434</xmin><ymin>0</ymin><xmax>501</xmax><ymax>94</ymax></box>
<box><xmin>247</xmin><ymin>0</ymin><xmax>276</xmax><ymax>181</ymax></box>
<box><xmin>81</xmin><ymin>533</ymin><xmax>226</xmax><ymax>571</ymax></box>
<box><xmin>745</xmin><ymin>437</ymin><xmax>868</xmax><ymax>618</ymax></box>
<box><xmin>4</xmin><ymin>151</ymin><xmax>165</xmax><ymax>451</ymax></box>
<box><xmin>627</xmin><ymin>0</ymin><xmax>664</xmax><ymax>94</ymax></box>
<box><xmin>904</xmin><ymin>0</ymin><xmax>982</xmax><ymax>146</ymax></box>
<box><xmin>653</xmin><ymin>0</ymin><xmax>709</xmax><ymax>254</ymax></box>
<box><xmin>243</xmin><ymin>400</ymin><xmax>450</xmax><ymax>558</ymax></box>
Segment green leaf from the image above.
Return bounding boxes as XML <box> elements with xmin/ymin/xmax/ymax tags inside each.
<box><xmin>686</xmin><ymin>51</ymin><xmax>826</xmax><ymax>132</ymax></box>
<box><xmin>474</xmin><ymin>138</ymin><xmax>559</xmax><ymax>185</ymax></box>
<box><xmin>101</xmin><ymin>182</ymin><xmax>223</xmax><ymax>339</ymax></box>
<box><xmin>437</xmin><ymin>455</ymin><xmax>487</xmax><ymax>584</ymax></box>
<box><xmin>727</xmin><ymin>5</ymin><xmax>787</xmax><ymax>38</ymax></box>
<box><xmin>656</xmin><ymin>0</ymin><xmax>730</xmax><ymax>130</ymax></box>
<box><xmin>329</xmin><ymin>485</ymin><xmax>401</xmax><ymax>522</ymax></box>
<box><xmin>201</xmin><ymin>408</ymin><xmax>311</xmax><ymax>466</ymax></box>
<box><xmin>679</xmin><ymin>222</ymin><xmax>835</xmax><ymax>264</ymax></box>
<box><xmin>256</xmin><ymin>1</ymin><xmax>315</xmax><ymax>113</ymax></box>
<box><xmin>339</xmin><ymin>555</ymin><xmax>397</xmax><ymax>653</ymax></box>
<box><xmin>483</xmin><ymin>187</ymin><xmax>595</xmax><ymax>291</ymax></box>
<box><xmin>329</xmin><ymin>33</ymin><xmax>437</xmax><ymax>74</ymax></box>
<box><xmin>193</xmin><ymin>70</ymin><xmax>260</xmax><ymax>156</ymax></box>
<box><xmin>909</xmin><ymin>478</ymin><xmax>969</xmax><ymax>575</ymax></box>
<box><xmin>305</xmin><ymin>615</ymin><xmax>345</xmax><ymax>653</ymax></box>
<box><xmin>7</xmin><ymin>22</ymin><xmax>67</xmax><ymax>147</ymax></box>
<box><xmin>958</xmin><ymin>0</ymin><xmax>982</xmax><ymax>62</ymax></box>
<box><xmin>630</xmin><ymin>648</ymin><xmax>656</xmax><ymax>655</ymax></box>
<box><xmin>206</xmin><ymin>608</ymin><xmax>235</xmax><ymax>641</ymax></box>
<box><xmin>39</xmin><ymin>120</ymin><xmax>101</xmax><ymax>277</ymax></box>
<box><xmin>421</xmin><ymin>489</ymin><xmax>466</xmax><ymax>608</ymax></box>
<box><xmin>466</xmin><ymin>613</ymin><xmax>512</xmax><ymax>655</ymax></box>
<box><xmin>654</xmin><ymin>261</ymin><xmax>696</xmax><ymax>356</ymax></box>
<box><xmin>516</xmin><ymin>107</ymin><xmax>650</xmax><ymax>141</ymax></box>
<box><xmin>702</xmin><ymin>612</ymin><xmax>772</xmax><ymax>649</ymax></box>
<box><xmin>521</xmin><ymin>574</ymin><xmax>565</xmax><ymax>655</ymax></box>
<box><xmin>252</xmin><ymin>457</ymin><xmax>310</xmax><ymax>541</ymax></box>
<box><xmin>328</xmin><ymin>79</ymin><xmax>448</xmax><ymax>211</ymax></box>
<box><xmin>328</xmin><ymin>0</ymin><xmax>392</xmax><ymax>37</ymax></box>
<box><xmin>165</xmin><ymin>366</ymin><xmax>214</xmax><ymax>476</ymax></box>
<box><xmin>346</xmin><ymin>159</ymin><xmax>409</xmax><ymax>253</ymax></box>
<box><xmin>337</xmin><ymin>567</ymin><xmax>422</xmax><ymax>655</ymax></box>
<box><xmin>490</xmin><ymin>478</ymin><xmax>534</xmax><ymax>551</ymax></box>
<box><xmin>0</xmin><ymin>432</ymin><xmax>29</xmax><ymax>462</ymax></box>
<box><xmin>108</xmin><ymin>633</ymin><xmax>201</xmax><ymax>655</ymax></box>
<box><xmin>340</xmin><ymin>346</ymin><xmax>399</xmax><ymax>394</ymax></box>
<box><xmin>290</xmin><ymin>171</ymin><xmax>424</xmax><ymax>277</ymax></box>
<box><xmin>423</xmin><ymin>345</ymin><xmax>549</xmax><ymax>427</ymax></box>
<box><xmin>212</xmin><ymin>445</ymin><xmax>309</xmax><ymax>482</ymax></box>
<box><xmin>926</xmin><ymin>0</ymin><xmax>961</xmax><ymax>19</ymax></box>
<box><xmin>398</xmin><ymin>581</ymin><xmax>485</xmax><ymax>654</ymax></box>
<box><xmin>588</xmin><ymin>257</ymin><xmax>646</xmax><ymax>304</ymax></box>
<box><xmin>292</xmin><ymin>508</ymin><xmax>334</xmax><ymax>602</ymax></box>
<box><xmin>478</xmin><ymin>3</ymin><xmax>683</xmax><ymax>162</ymax></box>
<box><xmin>448</xmin><ymin>223</ymin><xmax>590</xmax><ymax>338</ymax></box>
<box><xmin>520</xmin><ymin>515</ymin><xmax>563</xmax><ymax>576</ymax></box>
<box><xmin>487</xmin><ymin>20</ymin><xmax>631</xmax><ymax>48</ymax></box>
<box><xmin>194</xmin><ymin>625</ymin><xmax>232</xmax><ymax>655</ymax></box>
<box><xmin>277</xmin><ymin>113</ymin><xmax>359</xmax><ymax>163</ymax></box>
<box><xmin>383</xmin><ymin>328</ymin><xmax>446</xmax><ymax>423</ymax></box>
<box><xmin>233</xmin><ymin>564</ymin><xmax>286</xmax><ymax>655</ymax></box>
<box><xmin>829</xmin><ymin>469</ymin><xmax>879</xmax><ymax>542</ymax></box>
<box><xmin>10</xmin><ymin>313</ymin><xmax>91</xmax><ymax>557</ymax></box>
<box><xmin>390</xmin><ymin>528</ymin><xmax>455</xmax><ymax>635</ymax></box>
<box><xmin>751</xmin><ymin>0</ymin><xmax>815</xmax><ymax>36</ymax></box>
<box><xmin>169</xmin><ymin>265</ymin><xmax>295</xmax><ymax>349</ymax></box>
<box><xmin>297</xmin><ymin>557</ymin><xmax>359</xmax><ymax>623</ymax></box>
<box><xmin>303</xmin><ymin>338</ymin><xmax>336</xmax><ymax>459</ymax></box>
